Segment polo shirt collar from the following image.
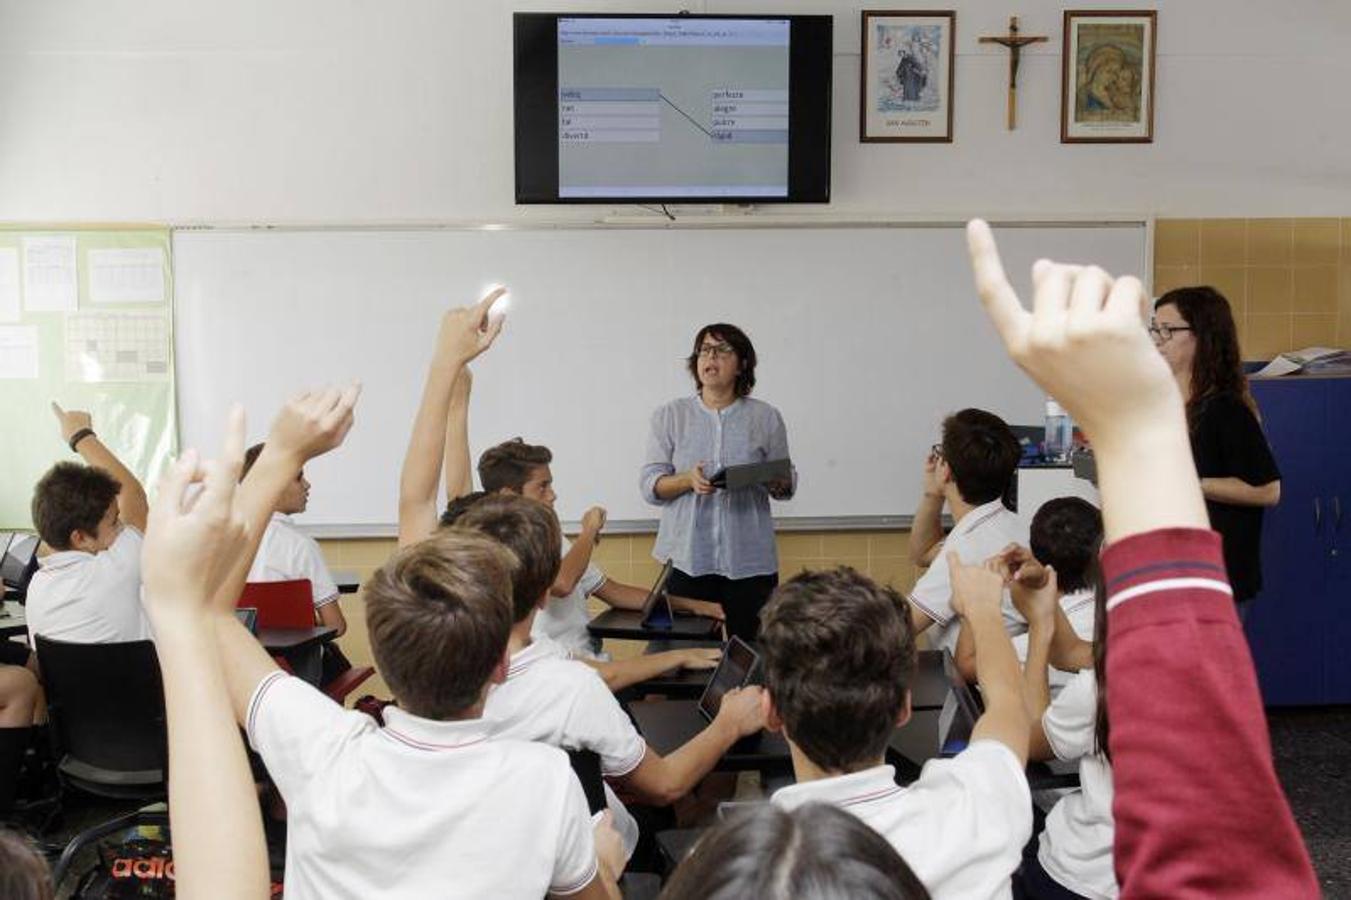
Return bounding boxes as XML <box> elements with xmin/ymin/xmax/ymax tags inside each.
<box><xmin>381</xmin><ymin>706</ymin><xmax>493</xmax><ymax>752</ymax></box>
<box><xmin>507</xmin><ymin>637</ymin><xmax>566</xmax><ymax>680</ymax></box>
<box><xmin>270</xmin><ymin>512</ymin><xmax>293</xmax><ymax>525</ymax></box>
<box><xmin>38</xmin><ymin>549</ymin><xmax>92</xmax><ymax>571</ymax></box>
<box><xmin>773</xmin><ymin>764</ymin><xmax>902</xmax><ymax>811</ymax></box>
<box><xmin>952</xmin><ymin>499</ymin><xmax>1009</xmax><ymax>539</ymax></box>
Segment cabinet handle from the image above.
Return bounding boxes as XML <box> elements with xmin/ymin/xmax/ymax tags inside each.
<box><xmin>1314</xmin><ymin>497</ymin><xmax>1322</xmax><ymax>531</ymax></box>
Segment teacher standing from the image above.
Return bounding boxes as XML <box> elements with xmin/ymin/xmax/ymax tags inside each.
<box><xmin>1153</xmin><ymin>287</ymin><xmax>1281</xmax><ymax>618</ymax></box>
<box><xmin>641</xmin><ymin>323</ymin><xmax>795</xmax><ymax>641</ymax></box>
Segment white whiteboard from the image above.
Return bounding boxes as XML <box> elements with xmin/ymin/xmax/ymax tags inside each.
<box><xmin>173</xmin><ymin>223</ymin><xmax>1146</xmax><ymax>533</ymax></box>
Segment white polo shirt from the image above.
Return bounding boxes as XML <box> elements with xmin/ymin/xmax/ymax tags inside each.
<box><xmin>484</xmin><ymin>636</ymin><xmax>647</xmax><ymax>858</ymax></box>
<box><xmin>772</xmin><ymin>741</ymin><xmax>1031</xmax><ymax>900</ymax></box>
<box><xmin>909</xmin><ymin>500</ymin><xmax>1029</xmax><ymax>653</ymax></box>
<box><xmin>246</xmin><ymin>513</ymin><xmax>339</xmax><ymax>610</ymax></box>
<box><xmin>1038</xmin><ymin>670</ymin><xmax>1117</xmax><ymax>899</ymax></box>
<box><xmin>25</xmin><ymin>525</ymin><xmax>151</xmax><ymax>646</ymax></box>
<box><xmin>1011</xmin><ymin>589</ymin><xmax>1096</xmax><ymax>691</ymax></box>
<box><xmin>531</xmin><ymin>537</ymin><xmax>608</xmax><ymax>658</ymax></box>
<box><xmin>247</xmin><ymin>671</ymin><xmax>599</xmax><ymax>899</ymax></box>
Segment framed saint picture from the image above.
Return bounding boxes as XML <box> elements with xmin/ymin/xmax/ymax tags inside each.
<box><xmin>1060</xmin><ymin>10</ymin><xmax>1157</xmax><ymax>143</ymax></box>
<box><xmin>860</xmin><ymin>11</ymin><xmax>956</xmax><ymax>142</ymax></box>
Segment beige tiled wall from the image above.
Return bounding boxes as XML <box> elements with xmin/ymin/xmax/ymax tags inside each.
<box><xmin>1154</xmin><ymin>218</ymin><xmax>1351</xmax><ymax>360</ymax></box>
<box><xmin>317</xmin><ymin>530</ymin><xmax>917</xmax><ymax>701</ymax></box>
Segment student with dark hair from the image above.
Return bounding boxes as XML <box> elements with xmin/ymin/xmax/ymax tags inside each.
<box><xmin>239</xmin><ymin>441</ymin><xmax>347</xmax><ymax>639</ymax></box>
<box><xmin>660</xmin><ymin>803</ymin><xmax>932</xmax><ymax>900</ymax></box>
<box><xmin>906</xmin><ymin>408</ymin><xmax>1026</xmax><ymax>652</ymax></box>
<box><xmin>475</xmin><ymin>436</ymin><xmax>722</xmax><ymax>681</ymax></box>
<box><xmin>26</xmin><ymin>404</ymin><xmax>152</xmax><ymax>644</ymax></box>
<box><xmin>641</xmin><ymin>322</ymin><xmax>796</xmax><ymax>641</ymax></box>
<box><xmin>204</xmin><ymin>372</ymin><xmax>625</xmax><ymax>897</ymax></box>
<box><xmin>955</xmin><ymin>498</ymin><xmax>1103</xmax><ymax>687</ymax></box>
<box><xmin>760</xmin><ymin>565</ymin><xmax>1031</xmax><ymax>900</ymax></box>
<box><xmin>462</xmin><ymin>494</ymin><xmax>767</xmax><ymax>864</ymax></box>
<box><xmin>1152</xmin><ymin>287</ymin><xmax>1280</xmax><ymax>614</ymax></box>
<box><xmin>966</xmin><ymin>219</ymin><xmax>1316</xmax><ymax>897</ymax></box>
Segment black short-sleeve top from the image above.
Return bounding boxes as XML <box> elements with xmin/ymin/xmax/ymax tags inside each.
<box><xmin>1189</xmin><ymin>392</ymin><xmax>1282</xmax><ymax>601</ymax></box>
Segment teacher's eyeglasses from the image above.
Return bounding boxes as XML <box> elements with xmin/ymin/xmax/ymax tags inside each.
<box><xmin>1148</xmin><ymin>322</ymin><xmax>1193</xmax><ymax>342</ymax></box>
<box><xmin>697</xmin><ymin>343</ymin><xmax>736</xmax><ymax>359</ymax></box>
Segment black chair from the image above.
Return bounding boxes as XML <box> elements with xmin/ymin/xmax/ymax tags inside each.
<box><xmin>566</xmin><ymin>748</ymin><xmax>606</xmax><ymax>815</ymax></box>
<box><xmin>33</xmin><ymin>636</ymin><xmax>167</xmax><ymax>800</ymax></box>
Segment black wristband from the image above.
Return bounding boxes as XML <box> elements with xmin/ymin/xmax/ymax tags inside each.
<box><xmin>68</xmin><ymin>428</ymin><xmax>96</xmax><ymax>452</ymax></box>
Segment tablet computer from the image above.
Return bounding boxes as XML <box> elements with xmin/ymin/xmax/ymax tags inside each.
<box><xmin>937</xmin><ymin>649</ymin><xmax>981</xmax><ymax>755</ymax></box>
<box><xmin>235</xmin><ymin>607</ymin><xmax>260</xmax><ymax>635</ymax></box>
<box><xmin>708</xmin><ymin>458</ymin><xmax>792</xmax><ymax>491</ymax></box>
<box><xmin>639</xmin><ymin>559</ymin><xmax>675</xmax><ymax>630</ymax></box>
<box><xmin>698</xmin><ymin>636</ymin><xmax>759</xmax><ymax>722</ymax></box>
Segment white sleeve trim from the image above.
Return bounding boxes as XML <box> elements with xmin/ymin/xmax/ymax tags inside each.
<box><xmin>550</xmin><ymin>859</ymin><xmax>600</xmax><ymax>896</ymax></box>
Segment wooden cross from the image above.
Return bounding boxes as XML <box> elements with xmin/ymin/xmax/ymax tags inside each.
<box><xmin>979</xmin><ymin>16</ymin><xmax>1048</xmax><ymax>131</ymax></box>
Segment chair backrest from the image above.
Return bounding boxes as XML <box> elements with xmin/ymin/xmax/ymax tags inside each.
<box><xmin>239</xmin><ymin>579</ymin><xmax>314</xmax><ymax>629</ymax></box>
<box><xmin>34</xmin><ymin>636</ymin><xmax>166</xmax><ymax>775</ymax></box>
<box><xmin>0</xmin><ymin>726</ymin><xmax>31</xmax><ymax>813</ymax></box>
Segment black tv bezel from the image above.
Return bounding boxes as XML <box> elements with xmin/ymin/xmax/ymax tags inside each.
<box><xmin>514</xmin><ymin>12</ymin><xmax>832</xmax><ymax>205</ymax></box>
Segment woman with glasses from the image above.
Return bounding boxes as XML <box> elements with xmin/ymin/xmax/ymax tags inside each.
<box><xmin>640</xmin><ymin>323</ymin><xmax>795</xmax><ymax>641</ymax></box>
<box><xmin>1152</xmin><ymin>287</ymin><xmax>1280</xmax><ymax>618</ymax></box>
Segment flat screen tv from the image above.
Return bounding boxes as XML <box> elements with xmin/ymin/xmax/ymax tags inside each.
<box><xmin>514</xmin><ymin>13</ymin><xmax>832</xmax><ymax>204</ymax></box>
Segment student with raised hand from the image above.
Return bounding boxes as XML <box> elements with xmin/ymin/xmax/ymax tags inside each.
<box><xmin>471</xmin><ymin>439</ymin><xmax>722</xmax><ymax>691</ymax></box>
<box><xmin>660</xmin><ymin>803</ymin><xmax>932</xmax><ymax>900</ymax></box>
<box><xmin>206</xmin><ymin>387</ymin><xmax>625</xmax><ymax>899</ymax></box>
<box><xmin>240</xmin><ymin>443</ymin><xmax>346</xmax><ymax>638</ymax></box>
<box><xmin>26</xmin><ymin>404</ymin><xmax>153</xmax><ymax>644</ymax></box>
<box><xmin>905</xmin><ymin>409</ymin><xmax>1027</xmax><ymax>653</ymax></box>
<box><xmin>138</xmin><ymin>406</ymin><xmax>268</xmax><ymax>899</ymax></box>
<box><xmin>398</xmin><ymin>287</ymin><xmax>506</xmax><ymax>548</ymax></box>
<box><xmin>460</xmin><ymin>495</ymin><xmax>768</xmax><ymax>864</ymax></box>
<box><xmin>761</xmin><ymin>564</ymin><xmax>1030</xmax><ymax>900</ymax></box>
<box><xmin>965</xmin><ymin>220</ymin><xmax>1318</xmax><ymax>898</ymax></box>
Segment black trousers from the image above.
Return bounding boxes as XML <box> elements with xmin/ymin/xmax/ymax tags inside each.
<box><xmin>666</xmin><ymin>569</ymin><xmax>778</xmax><ymax>642</ymax></box>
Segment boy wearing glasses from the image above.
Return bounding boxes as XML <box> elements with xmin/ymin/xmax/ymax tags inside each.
<box><xmin>905</xmin><ymin>408</ymin><xmax>1027</xmax><ymax>652</ymax></box>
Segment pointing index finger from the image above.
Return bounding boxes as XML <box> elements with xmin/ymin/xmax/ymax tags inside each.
<box><xmin>965</xmin><ymin>220</ymin><xmax>1026</xmax><ymax>344</ymax></box>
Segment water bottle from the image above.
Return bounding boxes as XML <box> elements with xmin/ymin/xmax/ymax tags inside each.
<box><xmin>1044</xmin><ymin>399</ymin><xmax>1073</xmax><ymax>463</ymax></box>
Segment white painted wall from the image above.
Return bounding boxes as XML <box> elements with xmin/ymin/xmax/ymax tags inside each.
<box><xmin>1</xmin><ymin>0</ymin><xmax>1348</xmax><ymax>223</ymax></box>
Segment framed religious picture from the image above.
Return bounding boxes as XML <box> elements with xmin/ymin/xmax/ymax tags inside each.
<box><xmin>1060</xmin><ymin>10</ymin><xmax>1157</xmax><ymax>143</ymax></box>
<box><xmin>860</xmin><ymin>11</ymin><xmax>956</xmax><ymax>142</ymax></box>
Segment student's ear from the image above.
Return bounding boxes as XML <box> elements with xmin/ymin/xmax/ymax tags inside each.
<box><xmin>762</xmin><ymin>690</ymin><xmax>785</xmax><ymax>734</ymax></box>
<box><xmin>936</xmin><ymin>458</ymin><xmax>953</xmax><ymax>485</ymax></box>
<box><xmin>68</xmin><ymin>529</ymin><xmax>99</xmax><ymax>554</ymax></box>
<box><xmin>488</xmin><ymin>648</ymin><xmax>510</xmax><ymax>687</ymax></box>
<box><xmin>895</xmin><ymin>693</ymin><xmax>913</xmax><ymax>729</ymax></box>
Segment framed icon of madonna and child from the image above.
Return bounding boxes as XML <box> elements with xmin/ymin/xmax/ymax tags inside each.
<box><xmin>861</xmin><ymin>11</ymin><xmax>956</xmax><ymax>142</ymax></box>
<box><xmin>1061</xmin><ymin>10</ymin><xmax>1157</xmax><ymax>143</ymax></box>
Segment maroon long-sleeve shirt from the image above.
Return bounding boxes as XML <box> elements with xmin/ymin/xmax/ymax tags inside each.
<box><xmin>1102</xmin><ymin>528</ymin><xmax>1319</xmax><ymax>898</ymax></box>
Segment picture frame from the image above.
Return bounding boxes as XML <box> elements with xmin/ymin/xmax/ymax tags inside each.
<box><xmin>1060</xmin><ymin>10</ymin><xmax>1157</xmax><ymax>143</ymax></box>
<box><xmin>860</xmin><ymin>11</ymin><xmax>956</xmax><ymax>142</ymax></box>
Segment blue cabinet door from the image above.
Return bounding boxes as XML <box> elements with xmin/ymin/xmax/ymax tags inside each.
<box><xmin>1321</xmin><ymin>379</ymin><xmax>1351</xmax><ymax>702</ymax></box>
<box><xmin>1247</xmin><ymin>380</ymin><xmax>1329</xmax><ymax>705</ymax></box>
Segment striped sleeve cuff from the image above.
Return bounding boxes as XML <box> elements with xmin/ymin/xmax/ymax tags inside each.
<box><xmin>245</xmin><ymin>670</ymin><xmax>290</xmax><ymax>748</ymax></box>
<box><xmin>1101</xmin><ymin>528</ymin><xmax>1232</xmax><ymax>612</ymax></box>
<box><xmin>550</xmin><ymin>858</ymin><xmax>599</xmax><ymax>896</ymax></box>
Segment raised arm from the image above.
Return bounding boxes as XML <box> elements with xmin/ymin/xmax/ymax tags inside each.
<box><xmin>1007</xmin><ymin>566</ymin><xmax>1061</xmax><ymax>761</ymax></box>
<box><xmin>965</xmin><ymin>219</ymin><xmax>1317</xmax><ymax>897</ymax></box>
<box><xmin>210</xmin><ymin>386</ymin><xmax>362</xmax><ymax>723</ymax></box>
<box><xmin>948</xmin><ymin>552</ymin><xmax>1030</xmax><ymax>765</ymax></box>
<box><xmin>52</xmin><ymin>403</ymin><xmax>149</xmax><ymax>532</ymax></box>
<box><xmin>399</xmin><ymin>288</ymin><xmax>505</xmax><ymax>547</ymax></box>
<box><xmin>553</xmin><ymin>507</ymin><xmax>606</xmax><ymax>596</ymax></box>
<box><xmin>139</xmin><ymin>407</ymin><xmax>268</xmax><ymax>899</ymax></box>
<box><xmin>442</xmin><ymin>367</ymin><xmax>475</xmax><ymax>503</ymax></box>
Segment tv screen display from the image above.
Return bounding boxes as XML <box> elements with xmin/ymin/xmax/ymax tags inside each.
<box><xmin>515</xmin><ymin>14</ymin><xmax>832</xmax><ymax>204</ymax></box>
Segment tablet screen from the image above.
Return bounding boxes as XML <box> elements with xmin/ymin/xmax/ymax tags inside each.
<box><xmin>699</xmin><ymin>636</ymin><xmax>758</xmax><ymax>721</ymax></box>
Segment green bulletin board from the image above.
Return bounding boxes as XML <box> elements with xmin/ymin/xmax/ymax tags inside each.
<box><xmin>0</xmin><ymin>227</ymin><xmax>176</xmax><ymax>529</ymax></box>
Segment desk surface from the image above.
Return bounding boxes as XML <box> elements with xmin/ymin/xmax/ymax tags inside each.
<box><xmin>0</xmin><ymin>601</ymin><xmax>26</xmax><ymax>639</ymax></box>
<box><xmin>910</xmin><ymin>650</ymin><xmax>951</xmax><ymax>711</ymax></box>
<box><xmin>629</xmin><ymin>699</ymin><xmax>791</xmax><ymax>772</ymax></box>
<box><xmin>587</xmin><ymin>609</ymin><xmax>722</xmax><ymax>642</ymax></box>
<box><xmin>258</xmin><ymin>626</ymin><xmax>336</xmax><ymax>653</ymax></box>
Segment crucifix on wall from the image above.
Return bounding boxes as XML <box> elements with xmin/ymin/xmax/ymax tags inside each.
<box><xmin>979</xmin><ymin>16</ymin><xmax>1048</xmax><ymax>130</ymax></box>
